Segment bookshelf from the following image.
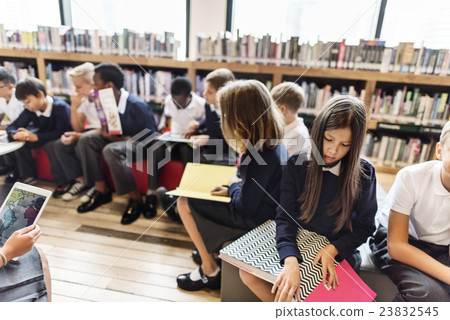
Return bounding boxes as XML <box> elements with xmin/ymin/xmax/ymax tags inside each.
<box><xmin>1</xmin><ymin>48</ymin><xmax>448</xmax><ymax>174</ymax></box>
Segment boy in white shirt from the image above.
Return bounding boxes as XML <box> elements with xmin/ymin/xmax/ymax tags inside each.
<box><xmin>270</xmin><ymin>82</ymin><xmax>310</xmax><ymax>156</ymax></box>
<box><xmin>0</xmin><ymin>67</ymin><xmax>24</xmax><ymax>180</ymax></box>
<box><xmin>159</xmin><ymin>77</ymin><xmax>205</xmax><ymax>166</ymax></box>
<box><xmin>371</xmin><ymin>120</ymin><xmax>450</xmax><ymax>302</ymax></box>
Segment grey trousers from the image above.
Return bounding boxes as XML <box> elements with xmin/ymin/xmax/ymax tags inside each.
<box><xmin>44</xmin><ymin>139</ymin><xmax>83</xmax><ymax>186</ymax></box>
<box><xmin>371</xmin><ymin>225</ymin><xmax>450</xmax><ymax>302</ymax></box>
<box><xmin>77</xmin><ymin>132</ymin><xmax>110</xmax><ymax>186</ymax></box>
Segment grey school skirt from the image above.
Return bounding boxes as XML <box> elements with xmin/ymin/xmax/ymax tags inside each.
<box><xmin>0</xmin><ymin>247</ymin><xmax>48</xmax><ymax>302</ymax></box>
<box><xmin>188</xmin><ymin>198</ymin><xmax>259</xmax><ymax>253</ymax></box>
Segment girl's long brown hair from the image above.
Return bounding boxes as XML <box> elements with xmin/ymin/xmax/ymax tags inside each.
<box><xmin>217</xmin><ymin>80</ymin><xmax>284</xmax><ymax>153</ymax></box>
<box><xmin>298</xmin><ymin>95</ymin><xmax>367</xmax><ymax>233</ymax></box>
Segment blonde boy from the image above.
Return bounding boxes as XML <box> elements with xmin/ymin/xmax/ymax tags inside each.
<box><xmin>271</xmin><ymin>82</ymin><xmax>310</xmax><ymax>156</ymax></box>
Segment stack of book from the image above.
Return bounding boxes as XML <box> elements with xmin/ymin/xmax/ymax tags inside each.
<box><xmin>0</xmin><ymin>24</ymin><xmax>180</xmax><ymax>59</ymax></box>
<box><xmin>45</xmin><ymin>62</ymin><xmax>178</xmax><ymax>105</ymax></box>
<box><xmin>197</xmin><ymin>32</ymin><xmax>450</xmax><ymax>75</ymax></box>
<box><xmin>369</xmin><ymin>87</ymin><xmax>450</xmax><ymax>126</ymax></box>
<box><xmin>0</xmin><ymin>61</ymin><xmax>36</xmax><ymax>81</ymax></box>
<box><xmin>298</xmin><ymin>81</ymin><xmax>364</xmax><ymax>115</ymax></box>
<box><xmin>363</xmin><ymin>132</ymin><xmax>438</xmax><ymax>168</ymax></box>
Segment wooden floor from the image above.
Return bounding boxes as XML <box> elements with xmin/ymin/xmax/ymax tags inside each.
<box><xmin>2</xmin><ymin>171</ymin><xmax>396</xmax><ymax>302</ymax></box>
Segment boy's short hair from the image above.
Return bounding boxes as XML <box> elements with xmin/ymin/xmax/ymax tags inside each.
<box><xmin>0</xmin><ymin>67</ymin><xmax>16</xmax><ymax>85</ymax></box>
<box><xmin>205</xmin><ymin>68</ymin><xmax>235</xmax><ymax>90</ymax></box>
<box><xmin>15</xmin><ymin>78</ymin><xmax>46</xmax><ymax>101</ymax></box>
<box><xmin>270</xmin><ymin>82</ymin><xmax>305</xmax><ymax>113</ymax></box>
<box><xmin>440</xmin><ymin>121</ymin><xmax>450</xmax><ymax>145</ymax></box>
<box><xmin>171</xmin><ymin>77</ymin><xmax>192</xmax><ymax>97</ymax></box>
<box><xmin>69</xmin><ymin>62</ymin><xmax>95</xmax><ymax>83</ymax></box>
<box><xmin>94</xmin><ymin>63</ymin><xmax>124</xmax><ymax>90</ymax></box>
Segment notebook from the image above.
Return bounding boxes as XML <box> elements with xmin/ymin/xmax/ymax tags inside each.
<box><xmin>220</xmin><ymin>220</ymin><xmax>376</xmax><ymax>302</ymax></box>
<box><xmin>166</xmin><ymin>163</ymin><xmax>237</xmax><ymax>203</ymax></box>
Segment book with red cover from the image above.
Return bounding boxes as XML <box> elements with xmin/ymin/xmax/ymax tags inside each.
<box><xmin>220</xmin><ymin>220</ymin><xmax>376</xmax><ymax>302</ymax></box>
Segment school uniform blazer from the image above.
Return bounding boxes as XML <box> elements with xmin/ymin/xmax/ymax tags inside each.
<box><xmin>120</xmin><ymin>93</ymin><xmax>157</xmax><ymax>137</ymax></box>
<box><xmin>228</xmin><ymin>144</ymin><xmax>288</xmax><ymax>225</ymax></box>
<box><xmin>275</xmin><ymin>155</ymin><xmax>377</xmax><ymax>265</ymax></box>
<box><xmin>6</xmin><ymin>97</ymin><xmax>71</xmax><ymax>147</ymax></box>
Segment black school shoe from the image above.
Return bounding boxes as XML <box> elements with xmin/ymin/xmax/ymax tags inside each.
<box><xmin>121</xmin><ymin>199</ymin><xmax>144</xmax><ymax>225</ymax></box>
<box><xmin>177</xmin><ymin>267</ymin><xmax>221</xmax><ymax>291</ymax></box>
<box><xmin>143</xmin><ymin>194</ymin><xmax>157</xmax><ymax>219</ymax></box>
<box><xmin>77</xmin><ymin>190</ymin><xmax>112</xmax><ymax>213</ymax></box>
<box><xmin>157</xmin><ymin>187</ymin><xmax>180</xmax><ymax>222</ymax></box>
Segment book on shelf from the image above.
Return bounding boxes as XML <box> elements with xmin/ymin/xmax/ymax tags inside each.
<box><xmin>166</xmin><ymin>163</ymin><xmax>237</xmax><ymax>203</ymax></box>
<box><xmin>220</xmin><ymin>220</ymin><xmax>376</xmax><ymax>302</ymax></box>
<box><xmin>196</xmin><ymin>31</ymin><xmax>450</xmax><ymax>76</ymax></box>
<box><xmin>0</xmin><ymin>25</ymin><xmax>180</xmax><ymax>59</ymax></box>
<box><xmin>370</xmin><ymin>86</ymin><xmax>450</xmax><ymax>126</ymax></box>
<box><xmin>92</xmin><ymin>88</ymin><xmax>122</xmax><ymax>135</ymax></box>
<box><xmin>363</xmin><ymin>132</ymin><xmax>438</xmax><ymax>168</ymax></box>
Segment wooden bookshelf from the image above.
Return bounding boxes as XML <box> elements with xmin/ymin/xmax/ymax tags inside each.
<box><xmin>1</xmin><ymin>48</ymin><xmax>447</xmax><ymax>174</ymax></box>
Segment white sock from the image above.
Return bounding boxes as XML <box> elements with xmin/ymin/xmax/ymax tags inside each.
<box><xmin>189</xmin><ymin>268</ymin><xmax>202</xmax><ymax>281</ymax></box>
<box><xmin>146</xmin><ymin>189</ymin><xmax>157</xmax><ymax>196</ymax></box>
<box><xmin>189</xmin><ymin>266</ymin><xmax>220</xmax><ymax>281</ymax></box>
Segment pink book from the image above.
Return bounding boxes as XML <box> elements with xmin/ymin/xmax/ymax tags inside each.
<box><xmin>304</xmin><ymin>259</ymin><xmax>376</xmax><ymax>302</ymax></box>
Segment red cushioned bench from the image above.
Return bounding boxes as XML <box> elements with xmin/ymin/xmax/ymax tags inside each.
<box><xmin>32</xmin><ymin>147</ymin><xmax>184</xmax><ymax>192</ymax></box>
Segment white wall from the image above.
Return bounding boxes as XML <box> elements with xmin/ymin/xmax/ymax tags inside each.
<box><xmin>189</xmin><ymin>0</ymin><xmax>227</xmax><ymax>59</ymax></box>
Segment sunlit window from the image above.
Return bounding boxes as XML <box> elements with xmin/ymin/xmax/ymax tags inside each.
<box><xmin>0</xmin><ymin>0</ymin><xmax>60</xmax><ymax>30</ymax></box>
<box><xmin>232</xmin><ymin>0</ymin><xmax>379</xmax><ymax>45</ymax></box>
<box><xmin>381</xmin><ymin>0</ymin><xmax>450</xmax><ymax>48</ymax></box>
<box><xmin>71</xmin><ymin>0</ymin><xmax>186</xmax><ymax>58</ymax></box>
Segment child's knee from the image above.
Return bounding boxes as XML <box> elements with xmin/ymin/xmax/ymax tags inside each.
<box><xmin>177</xmin><ymin>197</ymin><xmax>188</xmax><ymax>215</ymax></box>
<box><xmin>239</xmin><ymin>269</ymin><xmax>257</xmax><ymax>286</ymax></box>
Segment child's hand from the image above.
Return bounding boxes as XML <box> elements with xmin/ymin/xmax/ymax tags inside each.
<box><xmin>70</xmin><ymin>93</ymin><xmax>84</xmax><ymax>108</ymax></box>
<box><xmin>1</xmin><ymin>225</ymin><xmax>41</xmax><ymax>260</ymax></box>
<box><xmin>61</xmin><ymin>131</ymin><xmax>81</xmax><ymax>145</ymax></box>
<box><xmin>210</xmin><ymin>186</ymin><xmax>229</xmax><ymax>196</ymax></box>
<box><xmin>13</xmin><ymin>128</ymin><xmax>38</xmax><ymax>142</ymax></box>
<box><xmin>272</xmin><ymin>256</ymin><xmax>301</xmax><ymax>302</ymax></box>
<box><xmin>313</xmin><ymin>244</ymin><xmax>339</xmax><ymax>289</ymax></box>
<box><xmin>192</xmin><ymin>135</ymin><xmax>210</xmax><ymax>147</ymax></box>
<box><xmin>188</xmin><ymin>121</ymin><xmax>200</xmax><ymax>131</ymax></box>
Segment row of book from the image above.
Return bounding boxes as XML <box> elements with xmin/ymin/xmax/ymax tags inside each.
<box><xmin>0</xmin><ymin>60</ymin><xmax>36</xmax><ymax>81</ymax></box>
<box><xmin>197</xmin><ymin>33</ymin><xmax>450</xmax><ymax>76</ymax></box>
<box><xmin>0</xmin><ymin>24</ymin><xmax>180</xmax><ymax>59</ymax></box>
<box><xmin>45</xmin><ymin>62</ymin><xmax>178</xmax><ymax>104</ymax></box>
<box><xmin>297</xmin><ymin>81</ymin><xmax>364</xmax><ymax>115</ymax></box>
<box><xmin>363</xmin><ymin>133</ymin><xmax>438</xmax><ymax>168</ymax></box>
<box><xmin>194</xmin><ymin>75</ymin><xmax>273</xmax><ymax>98</ymax></box>
<box><xmin>369</xmin><ymin>87</ymin><xmax>450</xmax><ymax>126</ymax></box>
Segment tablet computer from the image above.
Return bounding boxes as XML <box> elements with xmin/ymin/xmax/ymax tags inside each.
<box><xmin>0</xmin><ymin>182</ymin><xmax>52</xmax><ymax>246</ymax></box>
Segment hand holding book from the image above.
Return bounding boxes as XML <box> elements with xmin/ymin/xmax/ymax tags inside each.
<box><xmin>313</xmin><ymin>244</ymin><xmax>339</xmax><ymax>289</ymax></box>
<box><xmin>272</xmin><ymin>256</ymin><xmax>301</xmax><ymax>302</ymax></box>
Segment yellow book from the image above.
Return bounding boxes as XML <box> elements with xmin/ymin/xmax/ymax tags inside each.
<box><xmin>167</xmin><ymin>163</ymin><xmax>238</xmax><ymax>203</ymax></box>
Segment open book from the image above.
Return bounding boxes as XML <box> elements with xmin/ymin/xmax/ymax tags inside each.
<box><xmin>166</xmin><ymin>163</ymin><xmax>237</xmax><ymax>203</ymax></box>
<box><xmin>92</xmin><ymin>88</ymin><xmax>122</xmax><ymax>135</ymax></box>
<box><xmin>157</xmin><ymin>131</ymin><xmax>194</xmax><ymax>144</ymax></box>
<box><xmin>220</xmin><ymin>220</ymin><xmax>376</xmax><ymax>302</ymax></box>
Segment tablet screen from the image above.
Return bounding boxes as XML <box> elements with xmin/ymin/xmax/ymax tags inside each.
<box><xmin>0</xmin><ymin>187</ymin><xmax>49</xmax><ymax>245</ymax></box>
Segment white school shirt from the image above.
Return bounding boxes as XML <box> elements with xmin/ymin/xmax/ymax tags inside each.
<box><xmin>77</xmin><ymin>97</ymin><xmax>101</xmax><ymax>129</ymax></box>
<box><xmin>164</xmin><ymin>92</ymin><xmax>205</xmax><ymax>135</ymax></box>
<box><xmin>282</xmin><ymin>117</ymin><xmax>311</xmax><ymax>156</ymax></box>
<box><xmin>376</xmin><ymin>160</ymin><xmax>450</xmax><ymax>245</ymax></box>
<box><xmin>0</xmin><ymin>89</ymin><xmax>24</xmax><ymax>122</ymax></box>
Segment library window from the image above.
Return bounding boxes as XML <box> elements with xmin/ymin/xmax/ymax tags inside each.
<box><xmin>0</xmin><ymin>0</ymin><xmax>60</xmax><ymax>30</ymax></box>
<box><xmin>70</xmin><ymin>0</ymin><xmax>186</xmax><ymax>58</ymax></box>
<box><xmin>232</xmin><ymin>0</ymin><xmax>379</xmax><ymax>44</ymax></box>
<box><xmin>380</xmin><ymin>0</ymin><xmax>450</xmax><ymax>49</ymax></box>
